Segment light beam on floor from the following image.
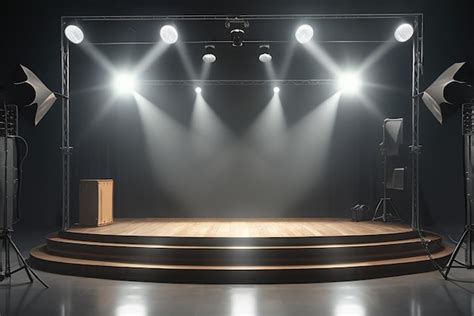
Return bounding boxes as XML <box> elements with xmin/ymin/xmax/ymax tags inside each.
<box><xmin>230</xmin><ymin>288</ymin><xmax>257</xmax><ymax>316</ymax></box>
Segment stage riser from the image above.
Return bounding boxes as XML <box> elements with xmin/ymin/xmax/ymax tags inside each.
<box><xmin>28</xmin><ymin>252</ymin><xmax>450</xmax><ymax>284</ymax></box>
<box><xmin>30</xmin><ymin>220</ymin><xmax>453</xmax><ymax>283</ymax></box>
<box><xmin>45</xmin><ymin>238</ymin><xmax>443</xmax><ymax>266</ymax></box>
<box><xmin>58</xmin><ymin>231</ymin><xmax>420</xmax><ymax>247</ymax></box>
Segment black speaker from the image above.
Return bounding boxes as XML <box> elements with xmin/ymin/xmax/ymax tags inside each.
<box><xmin>0</xmin><ymin>137</ymin><xmax>18</xmax><ymax>229</ymax></box>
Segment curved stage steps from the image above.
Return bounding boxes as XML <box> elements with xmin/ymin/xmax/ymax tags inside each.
<box><xmin>29</xmin><ymin>218</ymin><xmax>452</xmax><ymax>283</ymax></box>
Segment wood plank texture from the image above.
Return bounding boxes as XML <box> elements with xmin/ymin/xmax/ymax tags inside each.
<box><xmin>67</xmin><ymin>218</ymin><xmax>412</xmax><ymax>238</ymax></box>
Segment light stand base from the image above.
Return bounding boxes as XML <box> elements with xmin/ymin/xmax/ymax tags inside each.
<box><xmin>0</xmin><ymin>230</ymin><xmax>48</xmax><ymax>288</ymax></box>
<box><xmin>372</xmin><ymin>198</ymin><xmax>402</xmax><ymax>222</ymax></box>
<box><xmin>442</xmin><ymin>224</ymin><xmax>474</xmax><ymax>279</ymax></box>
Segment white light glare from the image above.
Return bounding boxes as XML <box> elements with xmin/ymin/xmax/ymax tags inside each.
<box><xmin>338</xmin><ymin>72</ymin><xmax>362</xmax><ymax>94</ymax></box>
<box><xmin>394</xmin><ymin>23</ymin><xmax>414</xmax><ymax>42</ymax></box>
<box><xmin>202</xmin><ymin>53</ymin><xmax>216</xmax><ymax>63</ymax></box>
<box><xmin>195</xmin><ymin>86</ymin><xmax>202</xmax><ymax>94</ymax></box>
<box><xmin>259</xmin><ymin>53</ymin><xmax>272</xmax><ymax>63</ymax></box>
<box><xmin>113</xmin><ymin>72</ymin><xmax>136</xmax><ymax>96</ymax></box>
<box><xmin>64</xmin><ymin>25</ymin><xmax>84</xmax><ymax>44</ymax></box>
<box><xmin>160</xmin><ymin>25</ymin><xmax>178</xmax><ymax>44</ymax></box>
<box><xmin>273</xmin><ymin>86</ymin><xmax>280</xmax><ymax>93</ymax></box>
<box><xmin>295</xmin><ymin>24</ymin><xmax>314</xmax><ymax>44</ymax></box>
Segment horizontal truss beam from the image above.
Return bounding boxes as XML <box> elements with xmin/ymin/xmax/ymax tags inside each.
<box><xmin>140</xmin><ymin>79</ymin><xmax>334</xmax><ymax>86</ymax></box>
<box><xmin>63</xmin><ymin>14</ymin><xmax>422</xmax><ymax>22</ymax></box>
<box><xmin>91</xmin><ymin>40</ymin><xmax>392</xmax><ymax>46</ymax></box>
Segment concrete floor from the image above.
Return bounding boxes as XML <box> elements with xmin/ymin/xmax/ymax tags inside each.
<box><xmin>1</xmin><ymin>228</ymin><xmax>474</xmax><ymax>316</ymax></box>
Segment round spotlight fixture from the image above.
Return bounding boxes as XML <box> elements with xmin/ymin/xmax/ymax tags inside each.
<box><xmin>295</xmin><ymin>24</ymin><xmax>314</xmax><ymax>44</ymax></box>
<box><xmin>202</xmin><ymin>45</ymin><xmax>216</xmax><ymax>63</ymax></box>
<box><xmin>273</xmin><ymin>86</ymin><xmax>280</xmax><ymax>93</ymax></box>
<box><xmin>64</xmin><ymin>25</ymin><xmax>84</xmax><ymax>44</ymax></box>
<box><xmin>160</xmin><ymin>25</ymin><xmax>178</xmax><ymax>44</ymax></box>
<box><xmin>195</xmin><ymin>87</ymin><xmax>202</xmax><ymax>94</ymax></box>
<box><xmin>258</xmin><ymin>45</ymin><xmax>272</xmax><ymax>63</ymax></box>
<box><xmin>338</xmin><ymin>72</ymin><xmax>362</xmax><ymax>94</ymax></box>
<box><xmin>113</xmin><ymin>72</ymin><xmax>136</xmax><ymax>96</ymax></box>
<box><xmin>230</xmin><ymin>29</ymin><xmax>245</xmax><ymax>47</ymax></box>
<box><xmin>394</xmin><ymin>23</ymin><xmax>414</xmax><ymax>42</ymax></box>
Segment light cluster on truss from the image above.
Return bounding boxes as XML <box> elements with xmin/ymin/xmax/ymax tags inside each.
<box><xmin>63</xmin><ymin>21</ymin><xmax>414</xmax><ymax>96</ymax></box>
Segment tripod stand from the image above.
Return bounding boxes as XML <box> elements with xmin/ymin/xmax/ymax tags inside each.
<box><xmin>0</xmin><ymin>102</ymin><xmax>48</xmax><ymax>287</ymax></box>
<box><xmin>442</xmin><ymin>103</ymin><xmax>474</xmax><ymax>279</ymax></box>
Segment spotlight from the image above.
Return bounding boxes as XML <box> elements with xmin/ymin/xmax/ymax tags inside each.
<box><xmin>258</xmin><ymin>45</ymin><xmax>272</xmax><ymax>63</ymax></box>
<box><xmin>295</xmin><ymin>24</ymin><xmax>314</xmax><ymax>44</ymax></box>
<box><xmin>202</xmin><ymin>45</ymin><xmax>216</xmax><ymax>63</ymax></box>
<box><xmin>195</xmin><ymin>87</ymin><xmax>202</xmax><ymax>94</ymax></box>
<box><xmin>273</xmin><ymin>86</ymin><xmax>280</xmax><ymax>93</ymax></box>
<box><xmin>64</xmin><ymin>25</ymin><xmax>84</xmax><ymax>44</ymax></box>
<box><xmin>160</xmin><ymin>25</ymin><xmax>178</xmax><ymax>44</ymax></box>
<box><xmin>394</xmin><ymin>23</ymin><xmax>414</xmax><ymax>42</ymax></box>
<box><xmin>113</xmin><ymin>72</ymin><xmax>136</xmax><ymax>96</ymax></box>
<box><xmin>338</xmin><ymin>72</ymin><xmax>362</xmax><ymax>94</ymax></box>
<box><xmin>230</xmin><ymin>29</ymin><xmax>245</xmax><ymax>47</ymax></box>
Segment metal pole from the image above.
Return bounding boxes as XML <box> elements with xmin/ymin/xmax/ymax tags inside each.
<box><xmin>465</xmin><ymin>134</ymin><xmax>473</xmax><ymax>267</ymax></box>
<box><xmin>2</xmin><ymin>102</ymin><xmax>10</xmax><ymax>277</ymax></box>
<box><xmin>61</xmin><ymin>18</ymin><xmax>71</xmax><ymax>231</ymax></box>
<box><xmin>411</xmin><ymin>14</ymin><xmax>423</xmax><ymax>230</ymax></box>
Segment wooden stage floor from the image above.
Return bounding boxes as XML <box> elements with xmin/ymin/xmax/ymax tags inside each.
<box><xmin>30</xmin><ymin>218</ymin><xmax>452</xmax><ymax>283</ymax></box>
<box><xmin>67</xmin><ymin>218</ymin><xmax>412</xmax><ymax>238</ymax></box>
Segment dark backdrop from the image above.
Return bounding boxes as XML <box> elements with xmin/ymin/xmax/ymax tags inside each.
<box><xmin>2</xmin><ymin>0</ymin><xmax>473</xmax><ymax>236</ymax></box>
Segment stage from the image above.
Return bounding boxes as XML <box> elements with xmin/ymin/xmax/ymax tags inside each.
<box><xmin>29</xmin><ymin>218</ymin><xmax>452</xmax><ymax>283</ymax></box>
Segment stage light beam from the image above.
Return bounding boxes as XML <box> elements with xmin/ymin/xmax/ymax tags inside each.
<box><xmin>338</xmin><ymin>72</ymin><xmax>362</xmax><ymax>94</ymax></box>
<box><xmin>64</xmin><ymin>25</ymin><xmax>84</xmax><ymax>44</ymax></box>
<box><xmin>113</xmin><ymin>72</ymin><xmax>136</xmax><ymax>96</ymax></box>
<box><xmin>160</xmin><ymin>25</ymin><xmax>178</xmax><ymax>44</ymax></box>
<box><xmin>295</xmin><ymin>24</ymin><xmax>314</xmax><ymax>44</ymax></box>
<box><xmin>394</xmin><ymin>23</ymin><xmax>414</xmax><ymax>42</ymax></box>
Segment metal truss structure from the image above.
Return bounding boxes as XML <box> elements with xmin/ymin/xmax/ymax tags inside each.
<box><xmin>60</xmin><ymin>13</ymin><xmax>423</xmax><ymax>230</ymax></box>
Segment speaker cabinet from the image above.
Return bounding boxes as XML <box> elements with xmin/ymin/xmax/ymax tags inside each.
<box><xmin>79</xmin><ymin>179</ymin><xmax>113</xmax><ymax>227</ymax></box>
<box><xmin>0</xmin><ymin>137</ymin><xmax>18</xmax><ymax>229</ymax></box>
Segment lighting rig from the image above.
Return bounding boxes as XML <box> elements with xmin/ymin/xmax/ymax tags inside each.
<box><xmin>57</xmin><ymin>14</ymin><xmax>422</xmax><ymax>236</ymax></box>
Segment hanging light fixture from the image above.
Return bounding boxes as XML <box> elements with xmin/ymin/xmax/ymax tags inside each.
<box><xmin>394</xmin><ymin>23</ymin><xmax>414</xmax><ymax>42</ymax></box>
<box><xmin>258</xmin><ymin>45</ymin><xmax>272</xmax><ymax>63</ymax></box>
<box><xmin>202</xmin><ymin>45</ymin><xmax>217</xmax><ymax>63</ymax></box>
<box><xmin>295</xmin><ymin>24</ymin><xmax>314</xmax><ymax>44</ymax></box>
<box><xmin>230</xmin><ymin>29</ymin><xmax>245</xmax><ymax>47</ymax></box>
<box><xmin>64</xmin><ymin>25</ymin><xmax>84</xmax><ymax>44</ymax></box>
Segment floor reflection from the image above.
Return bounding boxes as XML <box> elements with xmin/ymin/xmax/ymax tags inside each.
<box><xmin>334</xmin><ymin>296</ymin><xmax>366</xmax><ymax>316</ymax></box>
<box><xmin>230</xmin><ymin>288</ymin><xmax>257</xmax><ymax>316</ymax></box>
